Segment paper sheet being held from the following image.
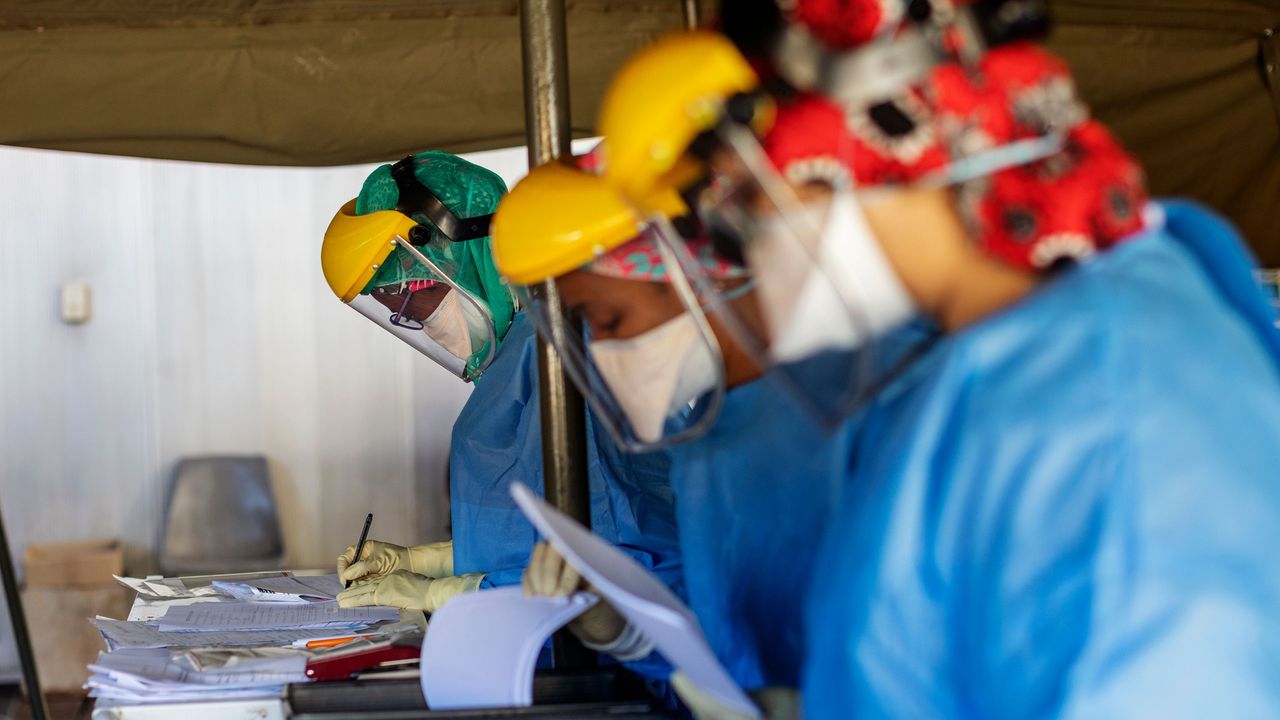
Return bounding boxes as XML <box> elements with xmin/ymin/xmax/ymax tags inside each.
<box><xmin>419</xmin><ymin>587</ymin><xmax>596</xmax><ymax>709</ymax></box>
<box><xmin>510</xmin><ymin>483</ymin><xmax>761</xmax><ymax>719</ymax></box>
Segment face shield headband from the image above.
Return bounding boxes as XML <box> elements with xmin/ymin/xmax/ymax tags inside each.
<box><xmin>391</xmin><ymin>156</ymin><xmax>495</xmax><ymax>245</ymax></box>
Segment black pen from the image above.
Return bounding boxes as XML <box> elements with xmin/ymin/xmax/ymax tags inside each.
<box><xmin>346</xmin><ymin>513</ymin><xmax>374</xmax><ymax>589</ymax></box>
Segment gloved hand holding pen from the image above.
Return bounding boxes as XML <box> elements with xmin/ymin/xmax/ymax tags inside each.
<box><xmin>336</xmin><ymin>539</ymin><xmax>455</xmax><ymax>584</ymax></box>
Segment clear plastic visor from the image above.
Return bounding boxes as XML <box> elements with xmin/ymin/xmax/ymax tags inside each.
<box><xmin>691</xmin><ymin>123</ymin><xmax>922</xmax><ymax>426</ymax></box>
<box><xmin>347</xmin><ymin>237</ymin><xmax>497</xmax><ymax>381</ymax></box>
<box><xmin>516</xmin><ymin>218</ymin><xmax>752</xmax><ymax>452</ymax></box>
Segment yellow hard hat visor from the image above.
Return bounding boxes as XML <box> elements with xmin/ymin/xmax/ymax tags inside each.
<box><xmin>596</xmin><ymin>30</ymin><xmax>774</xmax><ymax>206</ymax></box>
<box><xmin>321</xmin><ymin>199</ymin><xmax>416</xmax><ymax>303</ymax></box>
<box><xmin>321</xmin><ymin>199</ymin><xmax>498</xmax><ymax>381</ymax></box>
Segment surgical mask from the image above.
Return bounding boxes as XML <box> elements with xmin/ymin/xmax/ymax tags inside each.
<box><xmin>422</xmin><ymin>289</ymin><xmax>474</xmax><ymax>361</ymax></box>
<box><xmin>748</xmin><ymin>191</ymin><xmax>915</xmax><ymax>364</ymax></box>
<box><xmin>589</xmin><ymin>313</ymin><xmax>720</xmax><ymax>443</ymax></box>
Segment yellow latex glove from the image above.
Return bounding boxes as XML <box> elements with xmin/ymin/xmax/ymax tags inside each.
<box><xmin>336</xmin><ymin>569</ymin><xmax>483</xmax><ymax>612</ymax></box>
<box><xmin>671</xmin><ymin>672</ymin><xmax>799</xmax><ymax>720</ymax></box>
<box><xmin>521</xmin><ymin>541</ymin><xmax>627</xmax><ymax>647</ymax></box>
<box><xmin>337</xmin><ymin>540</ymin><xmax>454</xmax><ymax>585</ymax></box>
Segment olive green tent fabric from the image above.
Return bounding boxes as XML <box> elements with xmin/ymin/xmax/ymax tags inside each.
<box><xmin>0</xmin><ymin>0</ymin><xmax>699</xmax><ymax>166</ymax></box>
<box><xmin>1046</xmin><ymin>0</ymin><xmax>1280</xmax><ymax>264</ymax></box>
<box><xmin>0</xmin><ymin>0</ymin><xmax>1275</xmax><ymax>260</ymax></box>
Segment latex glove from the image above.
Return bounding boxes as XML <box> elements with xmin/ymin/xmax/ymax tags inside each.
<box><xmin>671</xmin><ymin>672</ymin><xmax>800</xmax><ymax>720</ymax></box>
<box><xmin>336</xmin><ymin>569</ymin><xmax>483</xmax><ymax>612</ymax></box>
<box><xmin>337</xmin><ymin>540</ymin><xmax>454</xmax><ymax>585</ymax></box>
<box><xmin>521</xmin><ymin>541</ymin><xmax>627</xmax><ymax>647</ymax></box>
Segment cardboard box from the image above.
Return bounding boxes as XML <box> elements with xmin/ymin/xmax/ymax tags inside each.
<box><xmin>21</xmin><ymin>585</ymin><xmax>131</xmax><ymax>693</ymax></box>
<box><xmin>23</xmin><ymin>539</ymin><xmax>123</xmax><ymax>589</ymax></box>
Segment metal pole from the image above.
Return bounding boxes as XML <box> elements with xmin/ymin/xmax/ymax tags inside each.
<box><xmin>0</xmin><ymin>505</ymin><xmax>49</xmax><ymax>720</ymax></box>
<box><xmin>682</xmin><ymin>0</ymin><xmax>700</xmax><ymax>29</ymax></box>
<box><xmin>519</xmin><ymin>0</ymin><xmax>594</xmax><ymax>670</ymax></box>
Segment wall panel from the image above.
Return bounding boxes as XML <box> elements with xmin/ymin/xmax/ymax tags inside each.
<box><xmin>0</xmin><ymin>146</ymin><xmax>494</xmax><ymax>575</ymax></box>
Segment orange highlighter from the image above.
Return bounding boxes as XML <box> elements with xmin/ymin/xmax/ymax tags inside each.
<box><xmin>294</xmin><ymin>633</ymin><xmax>378</xmax><ymax>650</ymax></box>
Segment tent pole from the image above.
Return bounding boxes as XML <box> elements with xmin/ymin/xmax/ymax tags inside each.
<box><xmin>519</xmin><ymin>0</ymin><xmax>594</xmax><ymax>670</ymax></box>
<box><xmin>0</xmin><ymin>503</ymin><xmax>49</xmax><ymax>720</ymax></box>
<box><xmin>682</xmin><ymin>0</ymin><xmax>701</xmax><ymax>29</ymax></box>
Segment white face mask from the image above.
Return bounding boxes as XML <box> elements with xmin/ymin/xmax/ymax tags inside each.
<box><xmin>747</xmin><ymin>190</ymin><xmax>915</xmax><ymax>364</ymax></box>
<box><xmin>423</xmin><ymin>289</ymin><xmax>474</xmax><ymax>361</ymax></box>
<box><xmin>589</xmin><ymin>313</ymin><xmax>720</xmax><ymax>443</ymax></box>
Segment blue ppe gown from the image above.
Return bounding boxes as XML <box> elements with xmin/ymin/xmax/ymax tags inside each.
<box><xmin>665</xmin><ymin>352</ymin><xmax>864</xmax><ymax>692</ymax></box>
<box><xmin>803</xmin><ymin>202</ymin><xmax>1280</xmax><ymax>719</ymax></box>
<box><xmin>448</xmin><ymin>311</ymin><xmax>683</xmax><ymax>683</ymax></box>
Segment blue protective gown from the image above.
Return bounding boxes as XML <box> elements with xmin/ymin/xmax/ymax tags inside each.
<box><xmin>803</xmin><ymin>202</ymin><xmax>1280</xmax><ymax>719</ymax></box>
<box><xmin>448</xmin><ymin>311</ymin><xmax>683</xmax><ymax>682</ymax></box>
<box><xmin>665</xmin><ymin>351</ymin><xmax>863</xmax><ymax>692</ymax></box>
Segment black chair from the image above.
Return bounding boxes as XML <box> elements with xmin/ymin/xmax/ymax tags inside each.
<box><xmin>158</xmin><ymin>455</ymin><xmax>285</xmax><ymax>576</ymax></box>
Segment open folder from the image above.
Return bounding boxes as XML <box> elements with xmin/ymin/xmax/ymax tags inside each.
<box><xmin>509</xmin><ymin>483</ymin><xmax>761</xmax><ymax>719</ymax></box>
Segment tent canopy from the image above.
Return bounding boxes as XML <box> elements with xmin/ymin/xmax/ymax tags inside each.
<box><xmin>1</xmin><ymin>0</ymin><xmax>1277</xmax><ymax>260</ymax></box>
<box><xmin>1046</xmin><ymin>0</ymin><xmax>1280</xmax><ymax>264</ymax></box>
<box><xmin>0</xmin><ymin>0</ymin><xmax>698</xmax><ymax>166</ymax></box>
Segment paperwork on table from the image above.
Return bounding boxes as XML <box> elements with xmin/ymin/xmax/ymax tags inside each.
<box><xmin>511</xmin><ymin>482</ymin><xmax>762</xmax><ymax>719</ymax></box>
<box><xmin>212</xmin><ymin>574</ymin><xmax>344</xmax><ymax>604</ymax></box>
<box><xmin>93</xmin><ymin>580</ymin><xmax>398</xmax><ymax>651</ymax></box>
<box><xmin>92</xmin><ymin>618</ymin><xmax>351</xmax><ymax>651</ymax></box>
<box><xmin>91</xmin><ymin>571</ymin><xmax>422</xmax><ymax>716</ymax></box>
<box><xmin>117</xmin><ymin>572</ymin><xmax>345</xmax><ymax>604</ymax></box>
<box><xmin>114</xmin><ymin>575</ymin><xmax>222</xmax><ymax>600</ymax></box>
<box><xmin>157</xmin><ymin>604</ymin><xmax>397</xmax><ymax>632</ymax></box>
<box><xmin>419</xmin><ymin>587</ymin><xmax>597</xmax><ymax>709</ymax></box>
<box><xmin>86</xmin><ymin>647</ymin><xmax>307</xmax><ymax>704</ymax></box>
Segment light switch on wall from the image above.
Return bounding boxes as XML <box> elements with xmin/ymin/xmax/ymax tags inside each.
<box><xmin>61</xmin><ymin>281</ymin><xmax>91</xmax><ymax>324</ymax></box>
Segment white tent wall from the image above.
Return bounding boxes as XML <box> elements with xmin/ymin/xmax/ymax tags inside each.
<box><xmin>0</xmin><ymin>142</ymin><xmax>588</xmax><ymax>576</ymax></box>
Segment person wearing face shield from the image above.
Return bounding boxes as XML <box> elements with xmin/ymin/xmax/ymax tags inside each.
<box><xmin>317</xmin><ymin>152</ymin><xmax>681</xmax><ymax>669</ymax></box>
<box><xmin>691</xmin><ymin>2</ymin><xmax>1280</xmax><ymax>717</ymax></box>
<box><xmin>494</xmin><ymin>147</ymin><xmax>876</xmax><ymax>719</ymax></box>
<box><xmin>496</xmin><ymin>33</ymin><xmax>926</xmax><ymax>720</ymax></box>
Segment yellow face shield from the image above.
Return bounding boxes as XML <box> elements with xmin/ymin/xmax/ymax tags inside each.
<box><xmin>596</xmin><ymin>30</ymin><xmax>772</xmax><ymax>209</ymax></box>
<box><xmin>493</xmin><ymin>162</ymin><xmax>758</xmax><ymax>451</ymax></box>
<box><xmin>321</xmin><ymin>200</ymin><xmax>498</xmax><ymax>381</ymax></box>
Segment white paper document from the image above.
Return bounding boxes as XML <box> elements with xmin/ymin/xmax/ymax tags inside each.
<box><xmin>86</xmin><ymin>648</ymin><xmax>305</xmax><ymax>704</ymax></box>
<box><xmin>213</xmin><ymin>574</ymin><xmax>344</xmax><ymax>604</ymax></box>
<box><xmin>128</xmin><ymin>595</ymin><xmax>229</xmax><ymax>622</ymax></box>
<box><xmin>511</xmin><ymin>483</ymin><xmax>761</xmax><ymax>718</ymax></box>
<box><xmin>157</xmin><ymin>604</ymin><xmax>398</xmax><ymax>632</ymax></box>
<box><xmin>419</xmin><ymin>587</ymin><xmax>597</xmax><ymax>709</ymax></box>
<box><xmin>114</xmin><ymin>575</ymin><xmax>222</xmax><ymax>600</ymax></box>
<box><xmin>93</xmin><ymin>617</ymin><xmax>344</xmax><ymax>651</ymax></box>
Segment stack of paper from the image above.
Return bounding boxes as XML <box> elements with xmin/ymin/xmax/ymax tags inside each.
<box><xmin>93</xmin><ymin>604</ymin><xmax>399</xmax><ymax>651</ymax></box>
<box><xmin>86</xmin><ymin>648</ymin><xmax>307</xmax><ymax>704</ymax></box>
<box><xmin>93</xmin><ymin>618</ymin><xmax>340</xmax><ymax>651</ymax></box>
<box><xmin>157</xmin><ymin>604</ymin><xmax>397</xmax><ymax>632</ymax></box>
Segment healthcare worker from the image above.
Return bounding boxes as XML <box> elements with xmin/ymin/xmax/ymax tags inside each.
<box><xmin>496</xmin><ymin>154</ymin><xmax>869</xmax><ymax>720</ymax></box>
<box><xmin>504</xmin><ymin>31</ymin><xmax>934</xmax><ymax>720</ymax></box>
<box><xmin>316</xmin><ymin>152</ymin><xmax>681</xmax><ymax>669</ymax></box>
<box><xmin>678</xmin><ymin>2</ymin><xmax>1280</xmax><ymax>716</ymax></box>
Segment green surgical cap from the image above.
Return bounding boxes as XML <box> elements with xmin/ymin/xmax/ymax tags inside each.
<box><xmin>356</xmin><ymin>151</ymin><xmax>515</xmax><ymax>371</ymax></box>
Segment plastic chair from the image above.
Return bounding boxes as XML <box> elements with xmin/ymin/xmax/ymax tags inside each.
<box><xmin>158</xmin><ymin>456</ymin><xmax>285</xmax><ymax>576</ymax></box>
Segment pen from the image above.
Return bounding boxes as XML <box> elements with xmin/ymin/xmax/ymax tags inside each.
<box><xmin>346</xmin><ymin>513</ymin><xmax>374</xmax><ymax>589</ymax></box>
